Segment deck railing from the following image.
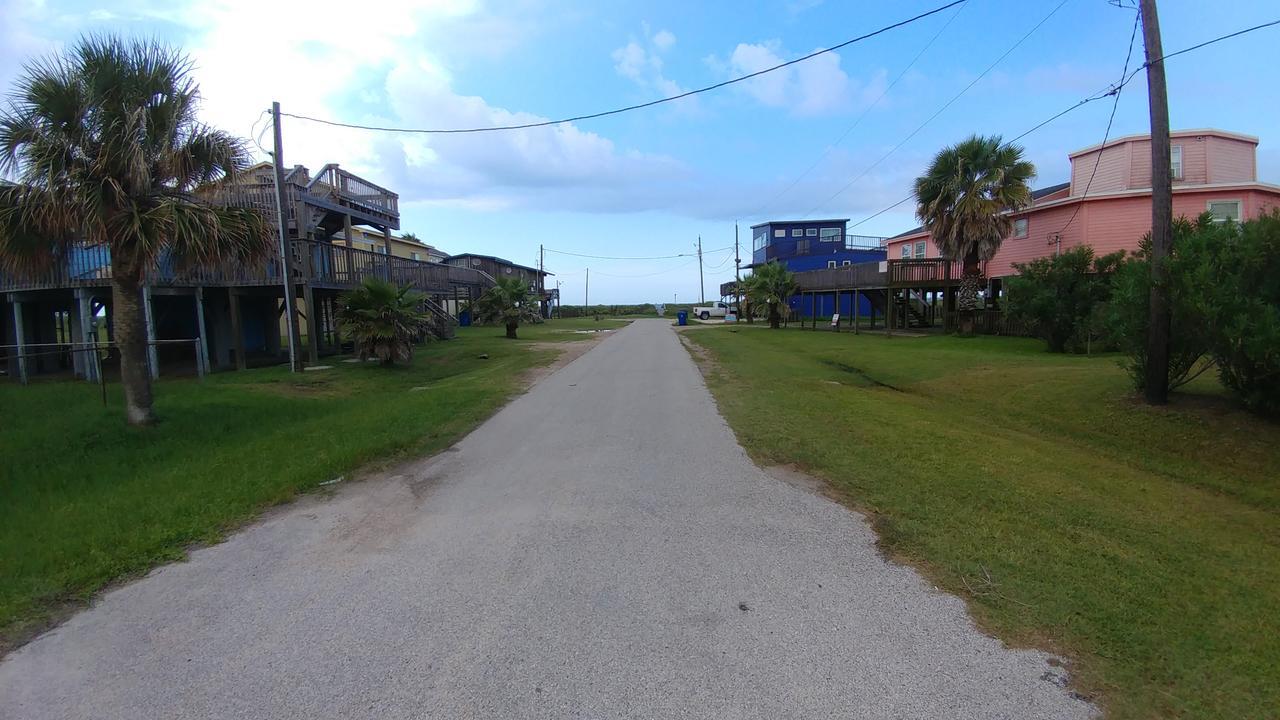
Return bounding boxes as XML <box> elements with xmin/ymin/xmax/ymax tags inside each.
<box><xmin>888</xmin><ymin>258</ymin><xmax>987</xmax><ymax>285</ymax></box>
<box><xmin>792</xmin><ymin>261</ymin><xmax>888</xmax><ymax>290</ymax></box>
<box><xmin>308</xmin><ymin>164</ymin><xmax>399</xmax><ymax>217</ymax></box>
<box><xmin>0</xmin><ymin>240</ymin><xmax>491</xmax><ymax>294</ymax></box>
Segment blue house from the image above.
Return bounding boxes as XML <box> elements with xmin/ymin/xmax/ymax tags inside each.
<box><xmin>748</xmin><ymin>219</ymin><xmax>886</xmax><ymax>317</ymax></box>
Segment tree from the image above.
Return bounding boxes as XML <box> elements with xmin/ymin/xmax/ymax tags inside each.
<box><xmin>0</xmin><ymin>37</ymin><xmax>271</xmax><ymax>425</ymax></box>
<box><xmin>400</xmin><ymin>232</ymin><xmax>421</xmax><ymax>244</ymax></box>
<box><xmin>913</xmin><ymin>134</ymin><xmax>1035</xmax><ymax>335</ymax></box>
<box><xmin>475</xmin><ymin>276</ymin><xmax>541</xmax><ymax>339</ymax></box>
<box><xmin>1005</xmin><ymin>246</ymin><xmax>1125</xmax><ymax>353</ymax></box>
<box><xmin>743</xmin><ymin>261</ymin><xmax>796</xmax><ymax>329</ymax></box>
<box><xmin>336</xmin><ymin>278</ymin><xmax>431</xmax><ymax>365</ymax></box>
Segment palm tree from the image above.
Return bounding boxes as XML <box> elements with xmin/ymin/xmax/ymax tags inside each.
<box><xmin>744</xmin><ymin>261</ymin><xmax>796</xmax><ymax>329</ymax></box>
<box><xmin>0</xmin><ymin>37</ymin><xmax>272</xmax><ymax>424</ymax></box>
<box><xmin>336</xmin><ymin>278</ymin><xmax>431</xmax><ymax>365</ymax></box>
<box><xmin>400</xmin><ymin>232</ymin><xmax>421</xmax><ymax>244</ymax></box>
<box><xmin>475</xmin><ymin>276</ymin><xmax>542</xmax><ymax>339</ymax></box>
<box><xmin>913</xmin><ymin>134</ymin><xmax>1034</xmax><ymax>334</ymax></box>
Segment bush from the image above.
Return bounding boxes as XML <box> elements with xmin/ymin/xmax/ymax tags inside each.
<box><xmin>1005</xmin><ymin>246</ymin><xmax>1125</xmax><ymax>353</ymax></box>
<box><xmin>1107</xmin><ymin>219</ymin><xmax>1218</xmax><ymax>392</ymax></box>
<box><xmin>1207</xmin><ymin>211</ymin><xmax>1280</xmax><ymax>415</ymax></box>
<box><xmin>1108</xmin><ymin>211</ymin><xmax>1280</xmax><ymax>414</ymax></box>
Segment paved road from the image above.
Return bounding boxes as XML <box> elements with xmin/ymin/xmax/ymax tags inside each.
<box><xmin>0</xmin><ymin>319</ymin><xmax>1094</xmax><ymax>719</ymax></box>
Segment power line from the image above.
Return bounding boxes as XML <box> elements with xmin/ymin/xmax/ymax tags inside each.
<box><xmin>588</xmin><ymin>257</ymin><xmax>703</xmax><ymax>279</ymax></box>
<box><xmin>1056</xmin><ymin>9</ymin><xmax>1142</xmax><ymax>237</ymax></box>
<box><xmin>745</xmin><ymin>0</ymin><xmax>968</xmax><ymax>221</ymax></box>
<box><xmin>544</xmin><ymin>245</ymin><xmax>732</xmax><ymax>261</ymax></box>
<box><xmin>802</xmin><ymin>0</ymin><xmax>1071</xmax><ymax>219</ymax></box>
<box><xmin>277</xmin><ymin>1</ymin><xmax>965</xmax><ymax>135</ymax></box>
<box><xmin>845</xmin><ymin>17</ymin><xmax>1280</xmax><ymax>233</ymax></box>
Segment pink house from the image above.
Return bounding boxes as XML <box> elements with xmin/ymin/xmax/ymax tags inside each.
<box><xmin>885</xmin><ymin>129</ymin><xmax>1280</xmax><ymax>278</ymax></box>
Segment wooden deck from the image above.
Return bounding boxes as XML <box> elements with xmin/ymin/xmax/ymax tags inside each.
<box><xmin>0</xmin><ymin>239</ymin><xmax>492</xmax><ymax>296</ymax></box>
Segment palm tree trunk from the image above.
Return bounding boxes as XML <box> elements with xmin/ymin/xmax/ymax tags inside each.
<box><xmin>506</xmin><ymin>322</ymin><xmax>518</xmax><ymax>339</ymax></box>
<box><xmin>768</xmin><ymin>302</ymin><xmax>781</xmax><ymax>330</ymax></box>
<box><xmin>111</xmin><ymin>269</ymin><xmax>156</xmax><ymax>425</ymax></box>
<box><xmin>957</xmin><ymin>248</ymin><xmax>982</xmax><ymax>336</ymax></box>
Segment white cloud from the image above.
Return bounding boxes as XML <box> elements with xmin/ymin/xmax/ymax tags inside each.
<box><xmin>721</xmin><ymin>41</ymin><xmax>861</xmax><ymax>116</ymax></box>
<box><xmin>651</xmin><ymin>29</ymin><xmax>676</xmax><ymax>52</ymax></box>
<box><xmin>610</xmin><ymin>26</ymin><xmax>690</xmax><ymax>107</ymax></box>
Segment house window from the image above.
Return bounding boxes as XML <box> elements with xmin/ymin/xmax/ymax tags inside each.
<box><xmin>842</xmin><ymin>260</ymin><xmax>852</xmax><ymax>266</ymax></box>
<box><xmin>914</xmin><ymin>241</ymin><xmax>927</xmax><ymax>257</ymax></box>
<box><xmin>791</xmin><ymin>228</ymin><xmax>803</xmax><ymax>237</ymax></box>
<box><xmin>1013</xmin><ymin>218</ymin><xmax>1028</xmax><ymax>238</ymax></box>
<box><xmin>754</xmin><ymin>233</ymin><xmax>767</xmax><ymax>251</ymax></box>
<box><xmin>901</xmin><ymin>244</ymin><xmax>913</xmax><ymax>259</ymax></box>
<box><xmin>774</xmin><ymin>229</ymin><xmax>786</xmax><ymax>238</ymax></box>
<box><xmin>1170</xmin><ymin>145</ymin><xmax>1183</xmax><ymax>179</ymax></box>
<box><xmin>1206</xmin><ymin>200</ymin><xmax>1241</xmax><ymax>223</ymax></box>
<box><xmin>820</xmin><ymin>227</ymin><xmax>841</xmax><ymax>239</ymax></box>
<box><xmin>374</xmin><ymin>246</ymin><xmax>387</xmax><ymax>255</ymax></box>
<box><xmin>806</xmin><ymin>228</ymin><xmax>818</xmax><ymax>236</ymax></box>
<box><xmin>797</xmin><ymin>239</ymin><xmax>810</xmax><ymax>254</ymax></box>
<box><xmin>411</xmin><ymin>252</ymin><xmax>422</xmax><ymax>261</ymax></box>
<box><xmin>828</xmin><ymin>260</ymin><xmax>837</xmax><ymax>269</ymax></box>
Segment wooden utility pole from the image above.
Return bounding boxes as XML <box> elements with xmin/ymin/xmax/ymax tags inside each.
<box><xmin>697</xmin><ymin>235</ymin><xmax>705</xmax><ymax>304</ymax></box>
<box><xmin>584</xmin><ymin>267</ymin><xmax>589</xmax><ymax>312</ymax></box>
<box><xmin>270</xmin><ymin>101</ymin><xmax>302</xmax><ymax>372</ymax></box>
<box><xmin>734</xmin><ymin>223</ymin><xmax>741</xmax><ymax>316</ymax></box>
<box><xmin>1140</xmin><ymin>0</ymin><xmax>1171</xmax><ymax>404</ymax></box>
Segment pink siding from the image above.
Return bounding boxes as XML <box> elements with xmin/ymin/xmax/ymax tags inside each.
<box><xmin>988</xmin><ymin>203</ymin><xmax>1084</xmax><ymax>276</ymax></box>
<box><xmin>886</xmin><ymin>187</ymin><xmax>1280</xmax><ymax>278</ymax></box>
<box><xmin>1206</xmin><ymin>135</ymin><xmax>1257</xmax><ymax>183</ymax></box>
<box><xmin>1129</xmin><ymin>140</ymin><xmax>1151</xmax><ymax>189</ymax></box>
<box><xmin>1071</xmin><ymin>144</ymin><xmax>1129</xmax><ymax>195</ymax></box>
<box><xmin>1073</xmin><ymin>131</ymin><xmax>1258</xmax><ymax>191</ymax></box>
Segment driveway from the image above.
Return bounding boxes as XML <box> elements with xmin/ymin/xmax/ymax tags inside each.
<box><xmin>0</xmin><ymin>318</ymin><xmax>1094</xmax><ymax>719</ymax></box>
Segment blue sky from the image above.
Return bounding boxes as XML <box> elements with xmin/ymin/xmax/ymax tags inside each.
<box><xmin>3</xmin><ymin>0</ymin><xmax>1278</xmax><ymax>302</ymax></box>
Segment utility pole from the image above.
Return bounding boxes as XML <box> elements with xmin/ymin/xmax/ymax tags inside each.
<box><xmin>697</xmin><ymin>235</ymin><xmax>705</xmax><ymax>304</ymax></box>
<box><xmin>270</xmin><ymin>101</ymin><xmax>302</xmax><ymax>372</ymax></box>
<box><xmin>584</xmin><ymin>268</ymin><xmax>589</xmax><ymax>313</ymax></box>
<box><xmin>539</xmin><ymin>244</ymin><xmax>545</xmax><ymax>317</ymax></box>
<box><xmin>734</xmin><ymin>223</ymin><xmax>742</xmax><ymax>316</ymax></box>
<box><xmin>1140</xmin><ymin>0</ymin><xmax>1171</xmax><ymax>405</ymax></box>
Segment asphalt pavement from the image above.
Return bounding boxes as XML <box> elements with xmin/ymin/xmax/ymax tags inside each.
<box><xmin>0</xmin><ymin>318</ymin><xmax>1095</xmax><ymax>719</ymax></box>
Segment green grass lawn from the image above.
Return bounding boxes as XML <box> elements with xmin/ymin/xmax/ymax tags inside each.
<box><xmin>0</xmin><ymin>319</ymin><xmax>602</xmax><ymax>648</ymax></box>
<box><xmin>682</xmin><ymin>327</ymin><xmax>1280</xmax><ymax>720</ymax></box>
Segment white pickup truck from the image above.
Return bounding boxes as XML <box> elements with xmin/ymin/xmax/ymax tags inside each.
<box><xmin>691</xmin><ymin>301</ymin><xmax>730</xmax><ymax>320</ymax></box>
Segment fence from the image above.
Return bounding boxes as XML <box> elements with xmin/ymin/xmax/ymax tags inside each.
<box><xmin>1</xmin><ymin>338</ymin><xmax>206</xmax><ymax>392</ymax></box>
<box><xmin>944</xmin><ymin>310</ymin><xmax>1032</xmax><ymax>337</ymax></box>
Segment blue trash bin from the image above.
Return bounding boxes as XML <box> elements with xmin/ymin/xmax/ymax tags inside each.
<box><xmin>459</xmin><ymin>310</ymin><xmax>472</xmax><ymax>327</ymax></box>
<box><xmin>677</xmin><ymin>311</ymin><xmax>688</xmax><ymax>326</ymax></box>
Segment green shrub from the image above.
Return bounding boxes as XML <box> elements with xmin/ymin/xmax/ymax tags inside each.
<box><xmin>1005</xmin><ymin>246</ymin><xmax>1125</xmax><ymax>353</ymax></box>
<box><xmin>1108</xmin><ymin>211</ymin><xmax>1280</xmax><ymax>414</ymax></box>
<box><xmin>1207</xmin><ymin>210</ymin><xmax>1280</xmax><ymax>415</ymax></box>
<box><xmin>1107</xmin><ymin>219</ymin><xmax>1218</xmax><ymax>392</ymax></box>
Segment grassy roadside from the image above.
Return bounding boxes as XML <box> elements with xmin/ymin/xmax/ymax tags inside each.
<box><xmin>0</xmin><ymin>318</ymin><xmax>617</xmax><ymax>648</ymax></box>
<box><xmin>682</xmin><ymin>326</ymin><xmax>1280</xmax><ymax>720</ymax></box>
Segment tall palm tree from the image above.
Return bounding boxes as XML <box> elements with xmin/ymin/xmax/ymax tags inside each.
<box><xmin>0</xmin><ymin>36</ymin><xmax>272</xmax><ymax>425</ymax></box>
<box><xmin>744</xmin><ymin>261</ymin><xmax>797</xmax><ymax>330</ymax></box>
<box><xmin>913</xmin><ymin>134</ymin><xmax>1034</xmax><ymax>333</ymax></box>
<box><xmin>337</xmin><ymin>278</ymin><xmax>432</xmax><ymax>365</ymax></box>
